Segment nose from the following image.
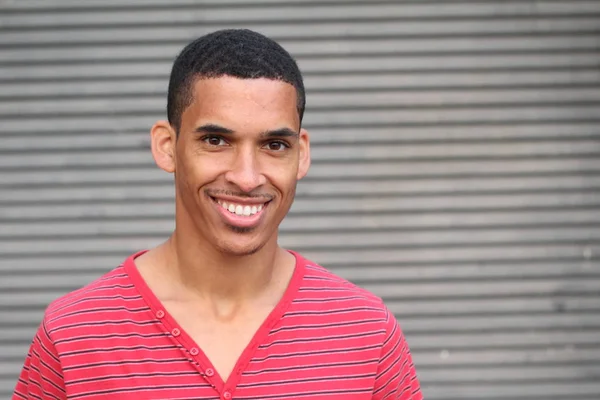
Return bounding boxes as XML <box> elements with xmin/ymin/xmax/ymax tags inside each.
<box><xmin>224</xmin><ymin>147</ymin><xmax>267</xmax><ymax>193</ymax></box>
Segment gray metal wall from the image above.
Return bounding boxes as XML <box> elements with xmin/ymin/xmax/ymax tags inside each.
<box><xmin>1</xmin><ymin>1</ymin><xmax>600</xmax><ymax>399</ymax></box>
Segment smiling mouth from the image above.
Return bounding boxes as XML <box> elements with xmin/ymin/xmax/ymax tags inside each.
<box><xmin>211</xmin><ymin>197</ymin><xmax>270</xmax><ymax>217</ymax></box>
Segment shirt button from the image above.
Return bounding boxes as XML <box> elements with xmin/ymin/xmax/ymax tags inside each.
<box><xmin>205</xmin><ymin>368</ymin><xmax>215</xmax><ymax>377</ymax></box>
<box><xmin>223</xmin><ymin>391</ymin><xmax>232</xmax><ymax>400</ymax></box>
<box><xmin>190</xmin><ymin>347</ymin><xmax>199</xmax><ymax>356</ymax></box>
<box><xmin>171</xmin><ymin>328</ymin><xmax>180</xmax><ymax>337</ymax></box>
<box><xmin>156</xmin><ymin>310</ymin><xmax>165</xmax><ymax>318</ymax></box>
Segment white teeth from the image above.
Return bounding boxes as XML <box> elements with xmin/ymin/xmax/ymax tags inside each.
<box><xmin>217</xmin><ymin>200</ymin><xmax>265</xmax><ymax>216</ymax></box>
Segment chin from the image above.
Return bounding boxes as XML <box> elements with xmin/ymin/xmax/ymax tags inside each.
<box><xmin>214</xmin><ymin>236</ymin><xmax>267</xmax><ymax>257</ymax></box>
<box><xmin>217</xmin><ymin>244</ymin><xmax>263</xmax><ymax>257</ymax></box>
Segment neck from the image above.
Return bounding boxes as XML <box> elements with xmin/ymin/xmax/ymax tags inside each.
<box><xmin>149</xmin><ymin>225</ymin><xmax>293</xmax><ymax>306</ymax></box>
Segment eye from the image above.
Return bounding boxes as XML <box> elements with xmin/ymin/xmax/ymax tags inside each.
<box><xmin>203</xmin><ymin>135</ymin><xmax>227</xmax><ymax>146</ymax></box>
<box><xmin>264</xmin><ymin>141</ymin><xmax>289</xmax><ymax>151</ymax></box>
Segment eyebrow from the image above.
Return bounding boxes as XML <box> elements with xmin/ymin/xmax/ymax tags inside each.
<box><xmin>194</xmin><ymin>123</ymin><xmax>234</xmax><ymax>135</ymax></box>
<box><xmin>194</xmin><ymin>123</ymin><xmax>298</xmax><ymax>139</ymax></box>
<box><xmin>261</xmin><ymin>127</ymin><xmax>299</xmax><ymax>139</ymax></box>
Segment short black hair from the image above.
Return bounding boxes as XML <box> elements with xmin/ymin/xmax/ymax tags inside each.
<box><xmin>167</xmin><ymin>29</ymin><xmax>305</xmax><ymax>133</ymax></box>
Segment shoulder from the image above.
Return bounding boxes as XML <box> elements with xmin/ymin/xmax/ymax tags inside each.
<box><xmin>293</xmin><ymin>251</ymin><xmax>392</xmax><ymax>322</ymax></box>
<box><xmin>41</xmin><ymin>255</ymin><xmax>146</xmax><ymax>340</ymax></box>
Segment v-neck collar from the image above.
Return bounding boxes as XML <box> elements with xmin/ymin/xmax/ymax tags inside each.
<box><xmin>123</xmin><ymin>249</ymin><xmax>306</xmax><ymax>393</ymax></box>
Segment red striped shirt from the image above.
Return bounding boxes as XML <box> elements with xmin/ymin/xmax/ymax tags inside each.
<box><xmin>14</xmin><ymin>251</ymin><xmax>422</xmax><ymax>399</ymax></box>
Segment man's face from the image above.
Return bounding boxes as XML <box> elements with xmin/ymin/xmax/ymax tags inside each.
<box><xmin>173</xmin><ymin>76</ymin><xmax>310</xmax><ymax>256</ymax></box>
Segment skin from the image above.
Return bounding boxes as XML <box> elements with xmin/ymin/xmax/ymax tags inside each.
<box><xmin>134</xmin><ymin>76</ymin><xmax>310</xmax><ymax>380</ymax></box>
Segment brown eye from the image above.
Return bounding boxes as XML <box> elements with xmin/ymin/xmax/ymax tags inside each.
<box><xmin>204</xmin><ymin>136</ymin><xmax>226</xmax><ymax>146</ymax></box>
<box><xmin>266</xmin><ymin>141</ymin><xmax>288</xmax><ymax>151</ymax></box>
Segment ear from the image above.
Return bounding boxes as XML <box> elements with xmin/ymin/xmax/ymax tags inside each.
<box><xmin>150</xmin><ymin>120</ymin><xmax>177</xmax><ymax>173</ymax></box>
<box><xmin>297</xmin><ymin>128</ymin><xmax>311</xmax><ymax>180</ymax></box>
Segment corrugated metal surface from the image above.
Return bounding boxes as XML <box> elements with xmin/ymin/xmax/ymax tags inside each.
<box><xmin>1</xmin><ymin>0</ymin><xmax>600</xmax><ymax>398</ymax></box>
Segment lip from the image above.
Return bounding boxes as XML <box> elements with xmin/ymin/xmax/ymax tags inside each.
<box><xmin>210</xmin><ymin>196</ymin><xmax>270</xmax><ymax>229</ymax></box>
<box><xmin>211</xmin><ymin>194</ymin><xmax>270</xmax><ymax>206</ymax></box>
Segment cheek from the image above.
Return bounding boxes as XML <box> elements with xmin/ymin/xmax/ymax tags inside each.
<box><xmin>179</xmin><ymin>150</ymin><xmax>230</xmax><ymax>186</ymax></box>
<box><xmin>269</xmin><ymin>170</ymin><xmax>299</xmax><ymax>199</ymax></box>
<box><xmin>265</xmin><ymin>157</ymin><xmax>300</xmax><ymax>191</ymax></box>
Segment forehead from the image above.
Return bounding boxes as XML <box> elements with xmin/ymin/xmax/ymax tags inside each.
<box><xmin>181</xmin><ymin>76</ymin><xmax>300</xmax><ymax>131</ymax></box>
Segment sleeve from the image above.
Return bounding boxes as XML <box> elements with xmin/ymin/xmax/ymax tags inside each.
<box><xmin>372</xmin><ymin>308</ymin><xmax>423</xmax><ymax>400</ymax></box>
<box><xmin>13</xmin><ymin>318</ymin><xmax>66</xmax><ymax>400</ymax></box>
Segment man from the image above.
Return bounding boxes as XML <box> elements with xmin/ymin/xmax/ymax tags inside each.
<box><xmin>14</xmin><ymin>29</ymin><xmax>422</xmax><ymax>399</ymax></box>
